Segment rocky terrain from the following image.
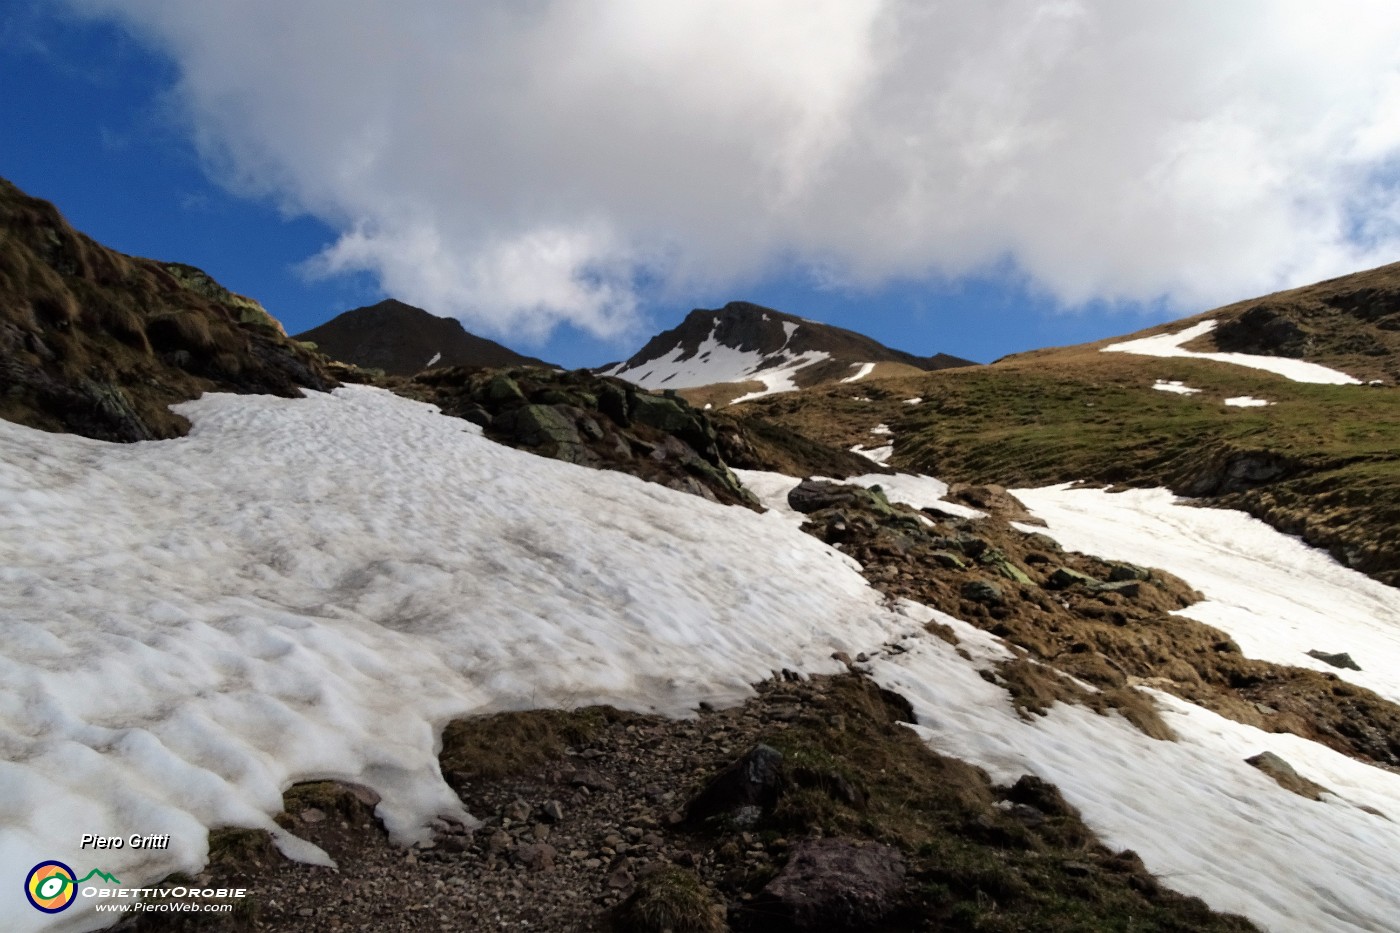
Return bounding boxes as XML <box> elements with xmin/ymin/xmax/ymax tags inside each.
<box><xmin>118</xmin><ymin>672</ymin><xmax>1254</xmax><ymax>933</ymax></box>
<box><xmin>294</xmin><ymin>300</ymin><xmax>554</xmax><ymax>376</ymax></box>
<box><xmin>0</xmin><ymin>177</ymin><xmax>335</xmax><ymax>441</ymax></box>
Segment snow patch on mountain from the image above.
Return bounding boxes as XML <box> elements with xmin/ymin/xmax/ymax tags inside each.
<box><xmin>1152</xmin><ymin>379</ymin><xmax>1200</xmax><ymax>395</ymax></box>
<box><xmin>606</xmin><ymin>322</ymin><xmax>830</xmax><ymax>400</ymax></box>
<box><xmin>1012</xmin><ymin>484</ymin><xmax>1400</xmax><ymax>705</ymax></box>
<box><xmin>840</xmin><ymin>362</ymin><xmax>875</xmax><ymax>383</ymax></box>
<box><xmin>1104</xmin><ymin>320</ymin><xmax>1361</xmax><ymax>384</ymax></box>
<box><xmin>1224</xmin><ymin>395</ymin><xmax>1272</xmax><ymax>407</ymax></box>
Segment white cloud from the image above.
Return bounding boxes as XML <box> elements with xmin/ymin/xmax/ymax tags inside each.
<box><xmin>68</xmin><ymin>0</ymin><xmax>1400</xmax><ymax>338</ymax></box>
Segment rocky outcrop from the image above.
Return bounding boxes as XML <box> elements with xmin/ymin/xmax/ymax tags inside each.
<box><xmin>0</xmin><ymin>176</ymin><xmax>335</xmax><ymax>441</ymax></box>
<box><xmin>400</xmin><ymin>366</ymin><xmax>759</xmax><ymax>508</ymax></box>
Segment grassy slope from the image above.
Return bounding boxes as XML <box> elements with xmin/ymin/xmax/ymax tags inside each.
<box><xmin>741</xmin><ymin>348</ymin><xmax>1400</xmax><ymax>586</ymax></box>
<box><xmin>0</xmin><ymin>177</ymin><xmax>335</xmax><ymax>441</ymax></box>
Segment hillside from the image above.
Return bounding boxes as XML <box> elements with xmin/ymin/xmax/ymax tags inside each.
<box><xmin>0</xmin><ymin>177</ymin><xmax>335</xmax><ymax>441</ymax></box>
<box><xmin>603</xmin><ymin>300</ymin><xmax>974</xmax><ymax>407</ymax></box>
<box><xmin>294</xmin><ymin>299</ymin><xmax>554</xmax><ymax>376</ymax></box>
<box><xmin>741</xmin><ymin>267</ymin><xmax>1400</xmax><ymax>588</ymax></box>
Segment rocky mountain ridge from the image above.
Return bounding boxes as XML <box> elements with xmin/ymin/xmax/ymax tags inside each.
<box><xmin>603</xmin><ymin>301</ymin><xmax>975</xmax><ymax>407</ymax></box>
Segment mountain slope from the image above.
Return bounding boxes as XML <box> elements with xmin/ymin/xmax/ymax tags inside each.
<box><xmin>1115</xmin><ymin>260</ymin><xmax>1400</xmax><ymax>385</ymax></box>
<box><xmin>603</xmin><ymin>300</ymin><xmax>974</xmax><ymax>406</ymax></box>
<box><xmin>739</xmin><ymin>265</ymin><xmax>1400</xmax><ymax>586</ymax></box>
<box><xmin>295</xmin><ymin>299</ymin><xmax>554</xmax><ymax>375</ymax></box>
<box><xmin>0</xmin><ymin>176</ymin><xmax>335</xmax><ymax>441</ymax></box>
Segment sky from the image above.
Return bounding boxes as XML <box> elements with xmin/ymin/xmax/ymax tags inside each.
<box><xmin>5</xmin><ymin>1</ymin><xmax>1400</xmax><ymax>369</ymax></box>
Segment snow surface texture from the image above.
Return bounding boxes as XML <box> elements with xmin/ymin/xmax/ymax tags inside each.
<box><xmin>604</xmin><ymin>322</ymin><xmax>830</xmax><ymax>403</ymax></box>
<box><xmin>0</xmin><ymin>388</ymin><xmax>913</xmax><ymax>932</ymax></box>
<box><xmin>1012</xmin><ymin>485</ymin><xmax>1400</xmax><ymax>706</ymax></box>
<box><xmin>1104</xmin><ymin>320</ymin><xmax>1361</xmax><ymax>384</ymax></box>
<box><xmin>6</xmin><ymin>394</ymin><xmax>1400</xmax><ymax>931</ymax></box>
<box><xmin>1152</xmin><ymin>379</ymin><xmax>1200</xmax><ymax>395</ymax></box>
<box><xmin>1224</xmin><ymin>395</ymin><xmax>1272</xmax><ymax>407</ymax></box>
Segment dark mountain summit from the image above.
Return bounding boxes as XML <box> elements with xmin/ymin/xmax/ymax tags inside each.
<box><xmin>295</xmin><ymin>299</ymin><xmax>554</xmax><ymax>376</ymax></box>
<box><xmin>604</xmin><ymin>300</ymin><xmax>974</xmax><ymax>405</ymax></box>
<box><xmin>0</xmin><ymin>176</ymin><xmax>335</xmax><ymax>442</ymax></box>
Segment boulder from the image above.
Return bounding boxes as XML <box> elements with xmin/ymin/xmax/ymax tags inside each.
<box><xmin>685</xmin><ymin>744</ymin><xmax>784</xmax><ymax>824</ymax></box>
<box><xmin>1307</xmin><ymin>649</ymin><xmax>1362</xmax><ymax>671</ymax></box>
<box><xmin>756</xmin><ymin>838</ymin><xmax>906</xmax><ymax>931</ymax></box>
<box><xmin>961</xmin><ymin>580</ymin><xmax>1005</xmax><ymax>605</ymax></box>
<box><xmin>1047</xmin><ymin>567</ymin><xmax>1099</xmax><ymax>590</ymax></box>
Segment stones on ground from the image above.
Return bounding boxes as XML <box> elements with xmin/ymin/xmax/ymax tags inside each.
<box><xmin>1307</xmin><ymin>649</ymin><xmax>1362</xmax><ymax>671</ymax></box>
<box><xmin>1047</xmin><ymin>566</ymin><xmax>1099</xmax><ymax>589</ymax></box>
<box><xmin>684</xmin><ymin>743</ymin><xmax>784</xmax><ymax>825</ymax></box>
<box><xmin>541</xmin><ymin>799</ymin><xmax>566</xmax><ymax>823</ymax></box>
<box><xmin>756</xmin><ymin>838</ymin><xmax>906</xmax><ymax>931</ymax></box>
<box><xmin>515</xmin><ymin>842</ymin><xmax>557</xmax><ymax>872</ymax></box>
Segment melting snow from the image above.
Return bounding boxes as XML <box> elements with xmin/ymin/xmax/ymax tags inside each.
<box><xmin>6</xmin><ymin>391</ymin><xmax>1400</xmax><ymax>931</ymax></box>
<box><xmin>840</xmin><ymin>362</ymin><xmax>875</xmax><ymax>383</ymax></box>
<box><xmin>425</xmin><ymin>351</ymin><xmax>442</xmax><ymax>368</ymax></box>
<box><xmin>1012</xmin><ymin>485</ymin><xmax>1400</xmax><ymax>706</ymax></box>
<box><xmin>869</xmin><ymin>424</ymin><xmax>891</xmax><ymax>436</ymax></box>
<box><xmin>1104</xmin><ymin>320</ymin><xmax>1361</xmax><ymax>385</ymax></box>
<box><xmin>848</xmin><ymin>443</ymin><xmax>893</xmax><ymax>464</ymax></box>
<box><xmin>903</xmin><ymin>397</ymin><xmax>923</xmax><ymax>405</ymax></box>
<box><xmin>1152</xmin><ymin>380</ymin><xmax>1200</xmax><ymax>395</ymax></box>
<box><xmin>1224</xmin><ymin>396</ymin><xmax>1272</xmax><ymax>407</ymax></box>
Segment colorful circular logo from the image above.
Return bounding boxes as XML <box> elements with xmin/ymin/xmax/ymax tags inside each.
<box><xmin>25</xmin><ymin>861</ymin><xmax>77</xmax><ymax>913</ymax></box>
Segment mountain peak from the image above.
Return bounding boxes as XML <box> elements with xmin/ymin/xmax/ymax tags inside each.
<box><xmin>605</xmin><ymin>301</ymin><xmax>974</xmax><ymax>405</ymax></box>
<box><xmin>295</xmin><ymin>300</ymin><xmax>554</xmax><ymax>375</ymax></box>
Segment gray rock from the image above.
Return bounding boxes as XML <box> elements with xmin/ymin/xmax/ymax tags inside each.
<box><xmin>1307</xmin><ymin>649</ymin><xmax>1362</xmax><ymax>671</ymax></box>
<box><xmin>757</xmin><ymin>838</ymin><xmax>906</xmax><ymax>931</ymax></box>
<box><xmin>685</xmin><ymin>743</ymin><xmax>785</xmax><ymax>824</ymax></box>
<box><xmin>961</xmin><ymin>580</ymin><xmax>1005</xmax><ymax>605</ymax></box>
<box><xmin>1047</xmin><ymin>567</ymin><xmax>1099</xmax><ymax>589</ymax></box>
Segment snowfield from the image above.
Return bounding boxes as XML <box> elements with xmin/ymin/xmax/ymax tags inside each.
<box><xmin>1105</xmin><ymin>320</ymin><xmax>1362</xmax><ymax>384</ymax></box>
<box><xmin>3</xmin><ymin>389</ymin><xmax>1400</xmax><ymax>932</ymax></box>
<box><xmin>1011</xmin><ymin>484</ymin><xmax>1400</xmax><ymax>706</ymax></box>
<box><xmin>604</xmin><ymin>321</ymin><xmax>829</xmax><ymax>402</ymax></box>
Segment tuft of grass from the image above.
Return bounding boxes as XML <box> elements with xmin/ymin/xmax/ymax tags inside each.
<box><xmin>614</xmin><ymin>866</ymin><xmax>728</xmax><ymax>933</ymax></box>
<box><xmin>439</xmin><ymin>706</ymin><xmax>635</xmax><ymax>781</ymax></box>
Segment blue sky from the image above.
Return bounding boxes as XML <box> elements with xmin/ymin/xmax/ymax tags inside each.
<box><xmin>5</xmin><ymin>3</ymin><xmax>1399</xmax><ymax>370</ymax></box>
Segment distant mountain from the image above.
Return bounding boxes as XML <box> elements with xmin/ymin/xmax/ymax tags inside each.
<box><xmin>295</xmin><ymin>299</ymin><xmax>554</xmax><ymax>376</ymax></box>
<box><xmin>0</xmin><ymin>176</ymin><xmax>334</xmax><ymax>442</ymax></box>
<box><xmin>603</xmin><ymin>301</ymin><xmax>975</xmax><ymax>406</ymax></box>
